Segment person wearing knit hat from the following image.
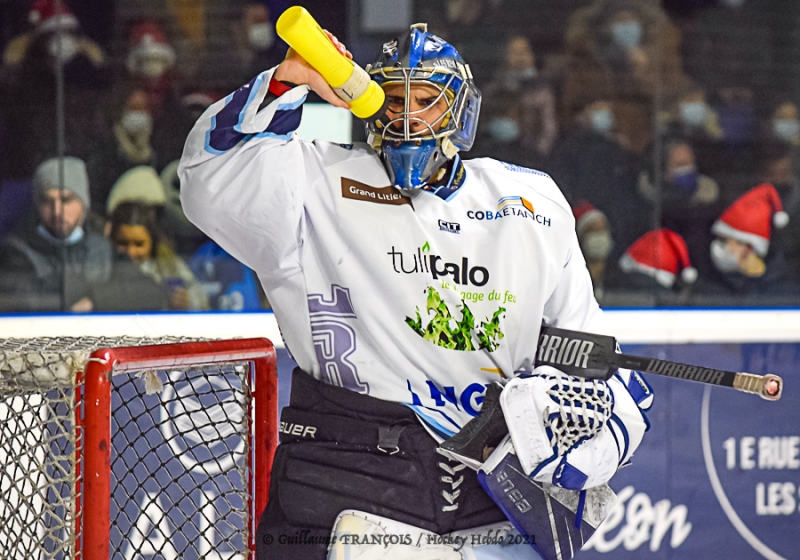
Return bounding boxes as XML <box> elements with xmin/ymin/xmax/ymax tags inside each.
<box><xmin>0</xmin><ymin>157</ymin><xmax>115</xmax><ymax>312</ymax></box>
<box><xmin>618</xmin><ymin>228</ymin><xmax>698</xmax><ymax>289</ymax></box>
<box><xmin>709</xmin><ymin>183</ymin><xmax>789</xmax><ymax>278</ymax></box>
<box><xmin>33</xmin><ymin>156</ymin><xmax>91</xmax><ymax>240</ymax></box>
<box><xmin>105</xmin><ymin>166</ymin><xmax>167</xmax><ymax>217</ymax></box>
<box><xmin>573</xmin><ymin>201</ymin><xmax>614</xmax><ymax>299</ymax></box>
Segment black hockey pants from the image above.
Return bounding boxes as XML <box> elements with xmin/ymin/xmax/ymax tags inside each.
<box><xmin>255</xmin><ymin>368</ymin><xmax>507</xmax><ymax>559</ymax></box>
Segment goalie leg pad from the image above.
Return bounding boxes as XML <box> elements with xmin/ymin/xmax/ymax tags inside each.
<box><xmin>327</xmin><ymin>510</ymin><xmax>543</xmax><ymax>560</ymax></box>
<box><xmin>478</xmin><ymin>437</ymin><xmax>617</xmax><ymax>560</ymax></box>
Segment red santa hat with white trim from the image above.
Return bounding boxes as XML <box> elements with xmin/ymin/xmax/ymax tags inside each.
<box><xmin>572</xmin><ymin>200</ymin><xmax>607</xmax><ymax>236</ymax></box>
<box><xmin>711</xmin><ymin>183</ymin><xmax>789</xmax><ymax>256</ymax></box>
<box><xmin>619</xmin><ymin>228</ymin><xmax>698</xmax><ymax>288</ymax></box>
<box><xmin>29</xmin><ymin>0</ymin><xmax>79</xmax><ymax>34</ymax></box>
<box><xmin>126</xmin><ymin>20</ymin><xmax>176</xmax><ymax>72</ymax></box>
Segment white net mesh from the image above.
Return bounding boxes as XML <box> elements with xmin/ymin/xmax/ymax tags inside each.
<box><xmin>0</xmin><ymin>337</ymin><xmax>264</xmax><ymax>560</ymax></box>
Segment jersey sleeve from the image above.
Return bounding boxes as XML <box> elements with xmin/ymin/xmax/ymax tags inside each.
<box><xmin>177</xmin><ymin>67</ymin><xmax>316</xmax><ymax>281</ymax></box>
<box><xmin>541</xmin><ymin>217</ymin><xmax>607</xmax><ymax>336</ymax></box>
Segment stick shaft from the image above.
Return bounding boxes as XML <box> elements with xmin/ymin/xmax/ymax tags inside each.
<box><xmin>612</xmin><ymin>354</ymin><xmax>782</xmax><ymax>401</ymax></box>
<box><xmin>613</xmin><ymin>354</ymin><xmax>736</xmax><ymax>387</ymax></box>
<box><xmin>537</xmin><ymin>326</ymin><xmax>782</xmax><ymax>401</ymax></box>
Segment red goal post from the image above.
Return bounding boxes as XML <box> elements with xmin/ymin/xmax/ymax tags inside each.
<box><xmin>0</xmin><ymin>336</ymin><xmax>278</xmax><ymax>560</ymax></box>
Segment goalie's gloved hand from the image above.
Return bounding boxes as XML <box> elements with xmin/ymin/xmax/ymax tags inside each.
<box><xmin>498</xmin><ymin>365</ymin><xmax>651</xmax><ymax>491</ymax></box>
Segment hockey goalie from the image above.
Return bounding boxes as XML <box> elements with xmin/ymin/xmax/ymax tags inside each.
<box><xmin>178</xmin><ymin>17</ymin><xmax>653</xmax><ymax>560</ymax></box>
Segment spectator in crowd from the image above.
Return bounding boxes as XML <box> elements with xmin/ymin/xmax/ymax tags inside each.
<box><xmin>228</xmin><ymin>3</ymin><xmax>287</xmax><ymax>86</ymax></box>
<box><xmin>663</xmin><ymin>84</ymin><xmax>723</xmax><ymax>142</ymax></box>
<box><xmin>191</xmin><ymin>241</ymin><xmax>267</xmax><ymax>310</ymax></box>
<box><xmin>0</xmin><ymin>157</ymin><xmax>167</xmax><ymax>312</ymax></box>
<box><xmin>759</xmin><ymin>145</ymin><xmax>800</xmax><ymax>277</ymax></box>
<box><xmin>766</xmin><ymin>100</ymin><xmax>800</xmax><ymax>148</ymax></box>
<box><xmin>572</xmin><ymin>201</ymin><xmax>614</xmax><ymax>300</ymax></box>
<box><xmin>638</xmin><ymin>137</ymin><xmax>720</xmax><ymax>273</ymax></box>
<box><xmin>0</xmin><ymin>0</ymin><xmax>108</xmax><ymax>181</ymax></box>
<box><xmin>551</xmin><ymin>97</ymin><xmax>645</xmax><ymax>253</ymax></box>
<box><xmin>471</xmin><ymin>89</ymin><xmax>530</xmax><ymax>166</ymax></box>
<box><xmin>107</xmin><ymin>202</ymin><xmax>209</xmax><ymax>311</ymax></box>
<box><xmin>478</xmin><ymin>35</ymin><xmax>558</xmax><ymax>165</ymax></box>
<box><xmin>86</xmin><ymin>88</ymin><xmax>157</xmax><ymax>213</ymax></box>
<box><xmin>562</xmin><ymin>0</ymin><xmax>687</xmax><ymax>154</ymax></box>
<box><xmin>105</xmin><ymin>164</ymin><xmax>206</xmax><ymax>258</ymax></box>
<box><xmin>613</xmin><ymin>228</ymin><xmax>698</xmax><ymax>300</ymax></box>
<box><xmin>702</xmin><ymin>184</ymin><xmax>795</xmax><ymax>296</ymax></box>
<box><xmin>125</xmin><ymin>19</ymin><xmax>192</xmax><ymax>165</ymax></box>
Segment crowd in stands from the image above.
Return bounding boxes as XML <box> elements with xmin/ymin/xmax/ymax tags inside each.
<box><xmin>0</xmin><ymin>0</ymin><xmax>279</xmax><ymax>312</ymax></box>
<box><xmin>423</xmin><ymin>0</ymin><xmax>800</xmax><ymax>306</ymax></box>
<box><xmin>0</xmin><ymin>0</ymin><xmax>798</xmax><ymax>312</ymax></box>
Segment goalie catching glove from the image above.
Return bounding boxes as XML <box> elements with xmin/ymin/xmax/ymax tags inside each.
<box><xmin>490</xmin><ymin>365</ymin><xmax>652</xmax><ymax>491</ymax></box>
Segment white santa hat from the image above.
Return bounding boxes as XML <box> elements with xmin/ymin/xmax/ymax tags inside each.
<box><xmin>29</xmin><ymin>0</ymin><xmax>79</xmax><ymax>34</ymax></box>
<box><xmin>619</xmin><ymin>228</ymin><xmax>698</xmax><ymax>288</ymax></box>
<box><xmin>711</xmin><ymin>183</ymin><xmax>789</xmax><ymax>256</ymax></box>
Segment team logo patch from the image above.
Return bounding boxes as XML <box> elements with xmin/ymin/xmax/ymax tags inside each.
<box><xmin>497</xmin><ymin>195</ymin><xmax>535</xmax><ymax>214</ymax></box>
<box><xmin>438</xmin><ymin>219</ymin><xmax>461</xmax><ymax>234</ymax></box>
<box><xmin>467</xmin><ymin>195</ymin><xmax>551</xmax><ymax>226</ymax></box>
<box><xmin>341</xmin><ymin>177</ymin><xmax>413</xmax><ymax>209</ymax></box>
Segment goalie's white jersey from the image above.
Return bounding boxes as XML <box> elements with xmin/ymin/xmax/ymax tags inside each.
<box><xmin>179</xmin><ymin>67</ymin><xmax>607</xmax><ymax>435</ymax></box>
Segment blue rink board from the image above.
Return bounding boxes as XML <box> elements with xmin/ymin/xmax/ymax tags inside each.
<box><xmin>274</xmin><ymin>345</ymin><xmax>799</xmax><ymax>560</ymax></box>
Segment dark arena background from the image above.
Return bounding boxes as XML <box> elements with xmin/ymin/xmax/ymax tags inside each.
<box><xmin>1</xmin><ymin>0</ymin><xmax>799</xmax><ymax>558</ymax></box>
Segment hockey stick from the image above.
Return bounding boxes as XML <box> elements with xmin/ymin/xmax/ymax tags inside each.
<box><xmin>441</xmin><ymin>324</ymin><xmax>783</xmax><ymax>468</ymax></box>
<box><xmin>535</xmin><ymin>325</ymin><xmax>783</xmax><ymax>401</ymax></box>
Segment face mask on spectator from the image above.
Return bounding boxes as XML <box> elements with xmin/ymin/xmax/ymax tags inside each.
<box><xmin>581</xmin><ymin>231</ymin><xmax>614</xmax><ymax>259</ymax></box>
<box><xmin>138</xmin><ymin>58</ymin><xmax>169</xmax><ymax>78</ymax></box>
<box><xmin>48</xmin><ymin>34</ymin><xmax>79</xmax><ymax>64</ymax></box>
<box><xmin>590</xmin><ymin>109</ymin><xmax>614</xmax><ymax>134</ymax></box>
<box><xmin>710</xmin><ymin>239</ymin><xmax>740</xmax><ymax>273</ymax></box>
<box><xmin>488</xmin><ymin>117</ymin><xmax>521</xmax><ymax>143</ymax></box>
<box><xmin>680</xmin><ymin>102</ymin><xmax>707</xmax><ymax>126</ymax></box>
<box><xmin>670</xmin><ymin>165</ymin><xmax>699</xmax><ymax>193</ymax></box>
<box><xmin>248</xmin><ymin>23</ymin><xmax>275</xmax><ymax>51</ymax></box>
<box><xmin>773</xmin><ymin>118</ymin><xmax>800</xmax><ymax>142</ymax></box>
<box><xmin>516</xmin><ymin>66</ymin><xmax>537</xmax><ymax>80</ymax></box>
<box><xmin>611</xmin><ymin>21</ymin><xmax>642</xmax><ymax>49</ymax></box>
<box><xmin>120</xmin><ymin>110</ymin><xmax>153</xmax><ymax>135</ymax></box>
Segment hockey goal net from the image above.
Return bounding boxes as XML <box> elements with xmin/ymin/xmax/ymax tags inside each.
<box><xmin>0</xmin><ymin>336</ymin><xmax>278</xmax><ymax>560</ymax></box>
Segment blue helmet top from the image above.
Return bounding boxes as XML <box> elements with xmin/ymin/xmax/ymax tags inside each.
<box><xmin>365</xmin><ymin>24</ymin><xmax>481</xmax><ymax>189</ymax></box>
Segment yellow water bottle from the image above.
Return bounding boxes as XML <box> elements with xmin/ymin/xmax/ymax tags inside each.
<box><xmin>276</xmin><ymin>6</ymin><xmax>386</xmax><ymax>120</ymax></box>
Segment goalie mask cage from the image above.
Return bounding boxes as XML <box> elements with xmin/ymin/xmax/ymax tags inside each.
<box><xmin>0</xmin><ymin>336</ymin><xmax>278</xmax><ymax>560</ymax></box>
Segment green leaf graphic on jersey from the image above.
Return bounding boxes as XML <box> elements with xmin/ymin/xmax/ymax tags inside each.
<box><xmin>405</xmin><ymin>287</ymin><xmax>505</xmax><ymax>352</ymax></box>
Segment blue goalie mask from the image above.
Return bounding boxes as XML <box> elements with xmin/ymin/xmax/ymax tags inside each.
<box><xmin>365</xmin><ymin>24</ymin><xmax>481</xmax><ymax>190</ymax></box>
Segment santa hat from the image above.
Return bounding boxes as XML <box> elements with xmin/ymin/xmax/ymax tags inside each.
<box><xmin>711</xmin><ymin>184</ymin><xmax>789</xmax><ymax>256</ymax></box>
<box><xmin>29</xmin><ymin>0</ymin><xmax>79</xmax><ymax>34</ymax></box>
<box><xmin>126</xmin><ymin>20</ymin><xmax>176</xmax><ymax>72</ymax></box>
<box><xmin>619</xmin><ymin>228</ymin><xmax>698</xmax><ymax>288</ymax></box>
<box><xmin>572</xmin><ymin>201</ymin><xmax>607</xmax><ymax>237</ymax></box>
<box><xmin>181</xmin><ymin>91</ymin><xmax>221</xmax><ymax>111</ymax></box>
